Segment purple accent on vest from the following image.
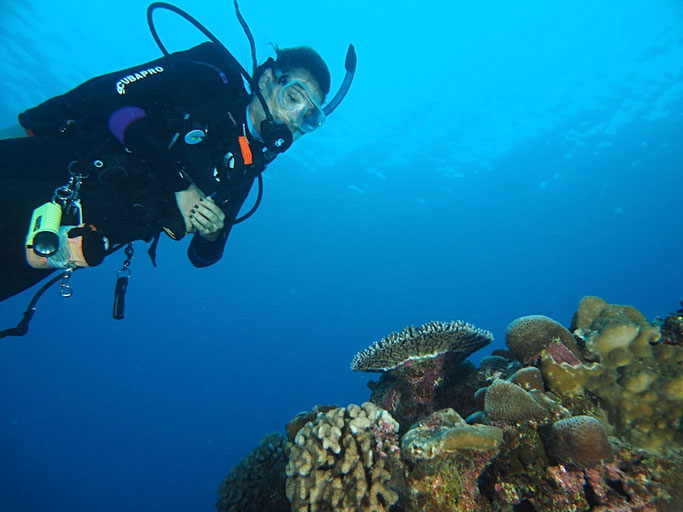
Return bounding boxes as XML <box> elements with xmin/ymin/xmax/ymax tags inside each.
<box><xmin>108</xmin><ymin>107</ymin><xmax>147</xmax><ymax>144</ymax></box>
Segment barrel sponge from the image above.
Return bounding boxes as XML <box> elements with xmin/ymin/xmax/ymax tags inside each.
<box><xmin>285</xmin><ymin>402</ymin><xmax>401</xmax><ymax>512</ymax></box>
<box><xmin>216</xmin><ymin>432</ymin><xmax>290</xmax><ymax>512</ymax></box>
<box><xmin>350</xmin><ymin>320</ymin><xmax>492</xmax><ymax>372</ymax></box>
<box><xmin>505</xmin><ymin>315</ymin><xmax>580</xmax><ymax>362</ymax></box>
<box><xmin>484</xmin><ymin>379</ymin><xmax>549</xmax><ymax>424</ymax></box>
<box><xmin>548</xmin><ymin>416</ymin><xmax>613</xmax><ymax>469</ymax></box>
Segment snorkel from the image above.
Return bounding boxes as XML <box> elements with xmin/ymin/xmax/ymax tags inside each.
<box><xmin>146</xmin><ymin>1</ymin><xmax>357</xmax><ymax>153</ymax></box>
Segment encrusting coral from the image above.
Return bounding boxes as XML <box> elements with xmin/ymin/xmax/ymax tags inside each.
<box><xmin>285</xmin><ymin>402</ymin><xmax>402</xmax><ymax>512</ymax></box>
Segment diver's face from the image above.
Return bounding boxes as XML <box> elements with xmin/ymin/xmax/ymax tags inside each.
<box><xmin>254</xmin><ymin>68</ymin><xmax>324</xmax><ymax>140</ymax></box>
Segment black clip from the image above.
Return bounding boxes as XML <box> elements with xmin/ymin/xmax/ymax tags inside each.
<box><xmin>113</xmin><ymin>244</ymin><xmax>134</xmax><ymax>320</ymax></box>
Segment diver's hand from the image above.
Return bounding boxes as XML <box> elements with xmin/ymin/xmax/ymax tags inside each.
<box><xmin>175</xmin><ymin>185</ymin><xmax>225</xmax><ymax>241</ymax></box>
<box><xmin>189</xmin><ymin>196</ymin><xmax>225</xmax><ymax>241</ymax></box>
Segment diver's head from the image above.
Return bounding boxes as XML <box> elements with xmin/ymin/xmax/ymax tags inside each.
<box><xmin>250</xmin><ymin>46</ymin><xmax>331</xmax><ymax>140</ymax></box>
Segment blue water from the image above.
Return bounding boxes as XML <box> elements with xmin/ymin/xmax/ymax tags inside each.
<box><xmin>1</xmin><ymin>1</ymin><xmax>682</xmax><ymax>510</ymax></box>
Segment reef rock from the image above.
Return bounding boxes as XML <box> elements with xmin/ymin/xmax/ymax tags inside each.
<box><xmin>401</xmin><ymin>409</ymin><xmax>502</xmax><ymax>511</ymax></box>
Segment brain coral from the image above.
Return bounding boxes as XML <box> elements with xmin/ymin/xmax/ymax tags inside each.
<box><xmin>505</xmin><ymin>315</ymin><xmax>580</xmax><ymax>362</ymax></box>
<box><xmin>216</xmin><ymin>432</ymin><xmax>290</xmax><ymax>512</ymax></box>
<box><xmin>285</xmin><ymin>402</ymin><xmax>401</xmax><ymax>512</ymax></box>
<box><xmin>484</xmin><ymin>379</ymin><xmax>550</xmax><ymax>424</ymax></box>
<box><xmin>548</xmin><ymin>416</ymin><xmax>613</xmax><ymax>469</ymax></box>
<box><xmin>350</xmin><ymin>320</ymin><xmax>493</xmax><ymax>372</ymax></box>
<box><xmin>508</xmin><ymin>366</ymin><xmax>545</xmax><ymax>392</ymax></box>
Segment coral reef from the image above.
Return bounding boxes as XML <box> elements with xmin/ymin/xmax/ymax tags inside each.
<box><xmin>216</xmin><ymin>432</ymin><xmax>290</xmax><ymax>512</ymax></box>
<box><xmin>216</xmin><ymin>297</ymin><xmax>682</xmax><ymax>512</ymax></box>
<box><xmin>285</xmin><ymin>402</ymin><xmax>402</xmax><ymax>512</ymax></box>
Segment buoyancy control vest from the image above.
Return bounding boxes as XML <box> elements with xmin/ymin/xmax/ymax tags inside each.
<box><xmin>18</xmin><ymin>43</ymin><xmax>263</xmax><ymax>246</ymax></box>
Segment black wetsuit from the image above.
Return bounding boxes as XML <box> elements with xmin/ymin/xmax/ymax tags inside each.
<box><xmin>0</xmin><ymin>43</ymin><xmax>273</xmax><ymax>301</ymax></box>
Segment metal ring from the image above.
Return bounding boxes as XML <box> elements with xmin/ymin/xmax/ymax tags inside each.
<box><xmin>54</xmin><ymin>186</ymin><xmax>72</xmax><ymax>200</ymax></box>
<box><xmin>67</xmin><ymin>160</ymin><xmax>90</xmax><ymax>179</ymax></box>
<box><xmin>117</xmin><ymin>268</ymin><xmax>131</xmax><ymax>279</ymax></box>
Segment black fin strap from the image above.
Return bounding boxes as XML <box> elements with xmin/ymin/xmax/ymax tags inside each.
<box><xmin>147</xmin><ymin>232</ymin><xmax>161</xmax><ymax>267</ymax></box>
<box><xmin>0</xmin><ymin>272</ymin><xmax>67</xmax><ymax>339</ymax></box>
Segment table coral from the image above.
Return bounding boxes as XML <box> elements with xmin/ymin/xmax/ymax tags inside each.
<box><xmin>352</xmin><ymin>319</ymin><xmax>493</xmax><ymax>432</ymax></box>
<box><xmin>350</xmin><ymin>320</ymin><xmax>492</xmax><ymax>372</ymax></box>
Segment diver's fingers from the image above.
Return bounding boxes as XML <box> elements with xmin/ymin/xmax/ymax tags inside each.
<box><xmin>201</xmin><ymin>197</ymin><xmax>226</xmax><ymax>222</ymax></box>
<box><xmin>193</xmin><ymin>201</ymin><xmax>224</xmax><ymax>227</ymax></box>
<box><xmin>194</xmin><ymin>206</ymin><xmax>220</xmax><ymax>225</ymax></box>
<box><xmin>189</xmin><ymin>215</ymin><xmax>220</xmax><ymax>241</ymax></box>
<box><xmin>189</xmin><ymin>213</ymin><xmax>214</xmax><ymax>233</ymax></box>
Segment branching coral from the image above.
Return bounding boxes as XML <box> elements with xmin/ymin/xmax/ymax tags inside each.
<box><xmin>285</xmin><ymin>402</ymin><xmax>401</xmax><ymax>512</ymax></box>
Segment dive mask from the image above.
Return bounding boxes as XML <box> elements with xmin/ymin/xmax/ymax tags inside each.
<box><xmin>274</xmin><ymin>68</ymin><xmax>325</xmax><ymax>133</ymax></box>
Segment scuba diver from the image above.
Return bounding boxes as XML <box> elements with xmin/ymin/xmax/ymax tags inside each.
<box><xmin>0</xmin><ymin>2</ymin><xmax>355</xmax><ymax>331</ymax></box>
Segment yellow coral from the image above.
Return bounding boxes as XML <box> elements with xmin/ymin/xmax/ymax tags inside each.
<box><xmin>541</xmin><ymin>296</ymin><xmax>683</xmax><ymax>456</ymax></box>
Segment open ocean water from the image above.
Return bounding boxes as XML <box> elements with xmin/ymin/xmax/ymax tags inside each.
<box><xmin>1</xmin><ymin>1</ymin><xmax>681</xmax><ymax>510</ymax></box>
